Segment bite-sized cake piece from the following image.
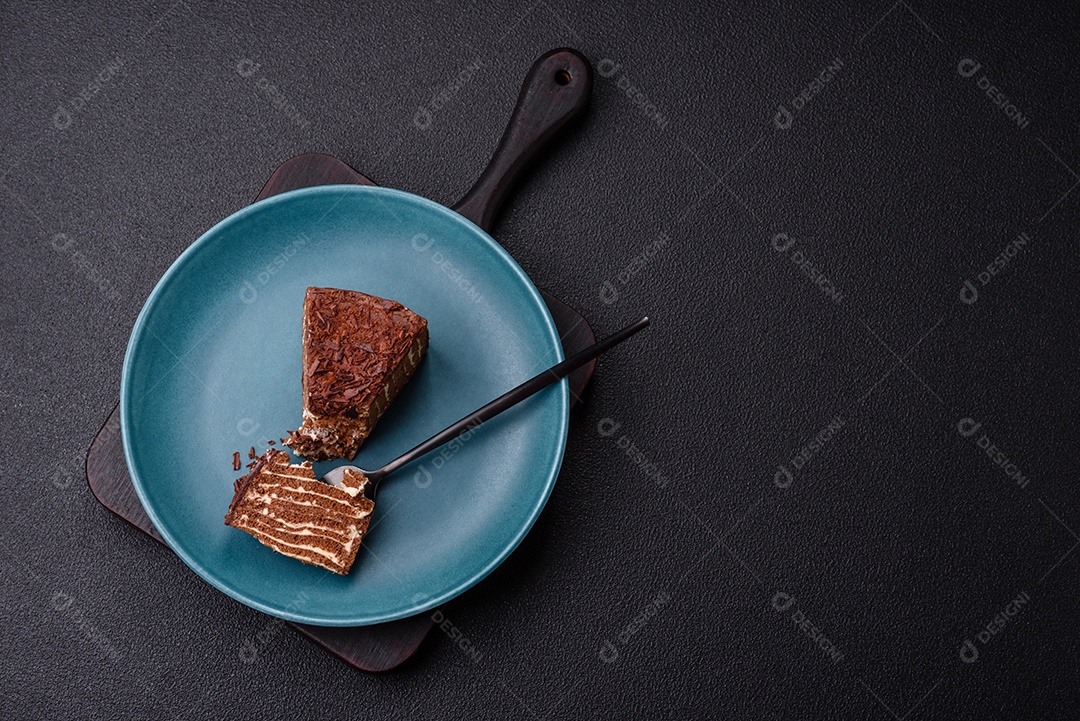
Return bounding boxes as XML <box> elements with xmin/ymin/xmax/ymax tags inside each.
<box><xmin>284</xmin><ymin>287</ymin><xmax>428</xmax><ymax>461</ymax></box>
<box><xmin>224</xmin><ymin>449</ymin><xmax>374</xmax><ymax>575</ymax></box>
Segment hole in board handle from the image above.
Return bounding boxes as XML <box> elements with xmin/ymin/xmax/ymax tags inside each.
<box><xmin>554</xmin><ymin>69</ymin><xmax>571</xmax><ymax>85</ymax></box>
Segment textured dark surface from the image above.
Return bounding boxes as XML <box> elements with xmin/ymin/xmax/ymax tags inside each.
<box><xmin>2</xmin><ymin>1</ymin><xmax>1078</xmax><ymax>719</ymax></box>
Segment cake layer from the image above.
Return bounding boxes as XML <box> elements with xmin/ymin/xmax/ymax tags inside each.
<box><xmin>224</xmin><ymin>449</ymin><xmax>375</xmax><ymax>575</ymax></box>
<box><xmin>285</xmin><ymin>287</ymin><xmax>428</xmax><ymax>461</ymax></box>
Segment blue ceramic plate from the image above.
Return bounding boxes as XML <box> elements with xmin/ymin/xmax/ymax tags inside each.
<box><xmin>121</xmin><ymin>185</ymin><xmax>568</xmax><ymax>626</ymax></box>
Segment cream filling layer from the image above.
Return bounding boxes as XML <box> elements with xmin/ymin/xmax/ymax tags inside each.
<box><xmin>238</xmin><ymin>527</ymin><xmax>349</xmax><ymax>564</ymax></box>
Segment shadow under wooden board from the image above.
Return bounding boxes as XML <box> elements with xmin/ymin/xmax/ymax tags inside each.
<box><xmin>86</xmin><ymin>152</ymin><xmax>597</xmax><ymax>671</ymax></box>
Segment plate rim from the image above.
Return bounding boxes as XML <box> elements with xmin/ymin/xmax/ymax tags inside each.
<box><xmin>120</xmin><ymin>184</ymin><xmax>569</xmax><ymax>626</ymax></box>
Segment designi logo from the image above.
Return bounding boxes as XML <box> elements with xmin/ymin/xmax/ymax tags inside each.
<box><xmin>773</xmin><ymin>105</ymin><xmax>793</xmax><ymax>130</ymax></box>
<box><xmin>771</xmin><ymin>591</ymin><xmax>796</xmax><ymax>612</ymax></box>
<box><xmin>957</xmin><ymin>417</ymin><xmax>981</xmax><ymax>437</ymax></box>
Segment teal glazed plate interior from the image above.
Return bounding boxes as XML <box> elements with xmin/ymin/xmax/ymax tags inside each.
<box><xmin>120</xmin><ymin>185</ymin><xmax>568</xmax><ymax>626</ymax></box>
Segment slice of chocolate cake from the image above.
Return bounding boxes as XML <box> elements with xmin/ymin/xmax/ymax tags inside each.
<box><xmin>285</xmin><ymin>287</ymin><xmax>428</xmax><ymax>461</ymax></box>
<box><xmin>224</xmin><ymin>449</ymin><xmax>374</xmax><ymax>575</ymax></box>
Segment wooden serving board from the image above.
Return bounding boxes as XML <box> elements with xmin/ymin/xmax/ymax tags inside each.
<box><xmin>87</xmin><ymin>152</ymin><xmax>600</xmax><ymax>669</ymax></box>
<box><xmin>86</xmin><ymin>153</ymin><xmax>596</xmax><ymax>671</ymax></box>
<box><xmin>87</xmin><ymin>49</ymin><xmax>596</xmax><ymax>671</ymax></box>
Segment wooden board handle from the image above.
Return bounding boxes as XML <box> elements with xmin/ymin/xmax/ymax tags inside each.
<box><xmin>452</xmin><ymin>48</ymin><xmax>592</xmax><ymax>231</ymax></box>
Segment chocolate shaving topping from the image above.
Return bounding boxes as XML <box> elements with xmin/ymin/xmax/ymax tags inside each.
<box><xmin>248</xmin><ymin>447</ymin><xmax>256</xmax><ymax>459</ymax></box>
<box><xmin>232</xmin><ymin>452</ymin><xmax>241</xmax><ymax>471</ymax></box>
<box><xmin>299</xmin><ymin>287</ymin><xmax>428</xmax><ymax>417</ymax></box>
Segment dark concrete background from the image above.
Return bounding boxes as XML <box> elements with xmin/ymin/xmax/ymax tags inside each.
<box><xmin>2</xmin><ymin>1</ymin><xmax>1078</xmax><ymax>718</ymax></box>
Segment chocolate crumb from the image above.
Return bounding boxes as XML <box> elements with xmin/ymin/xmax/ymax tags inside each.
<box><xmin>248</xmin><ymin>447</ymin><xmax>256</xmax><ymax>459</ymax></box>
<box><xmin>232</xmin><ymin>452</ymin><xmax>241</xmax><ymax>471</ymax></box>
<box><xmin>268</xmin><ymin>440</ymin><xmax>276</xmax><ymax>446</ymax></box>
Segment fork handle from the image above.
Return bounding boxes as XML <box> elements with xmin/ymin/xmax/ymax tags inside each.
<box><xmin>372</xmin><ymin>317</ymin><xmax>650</xmax><ymax>481</ymax></box>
